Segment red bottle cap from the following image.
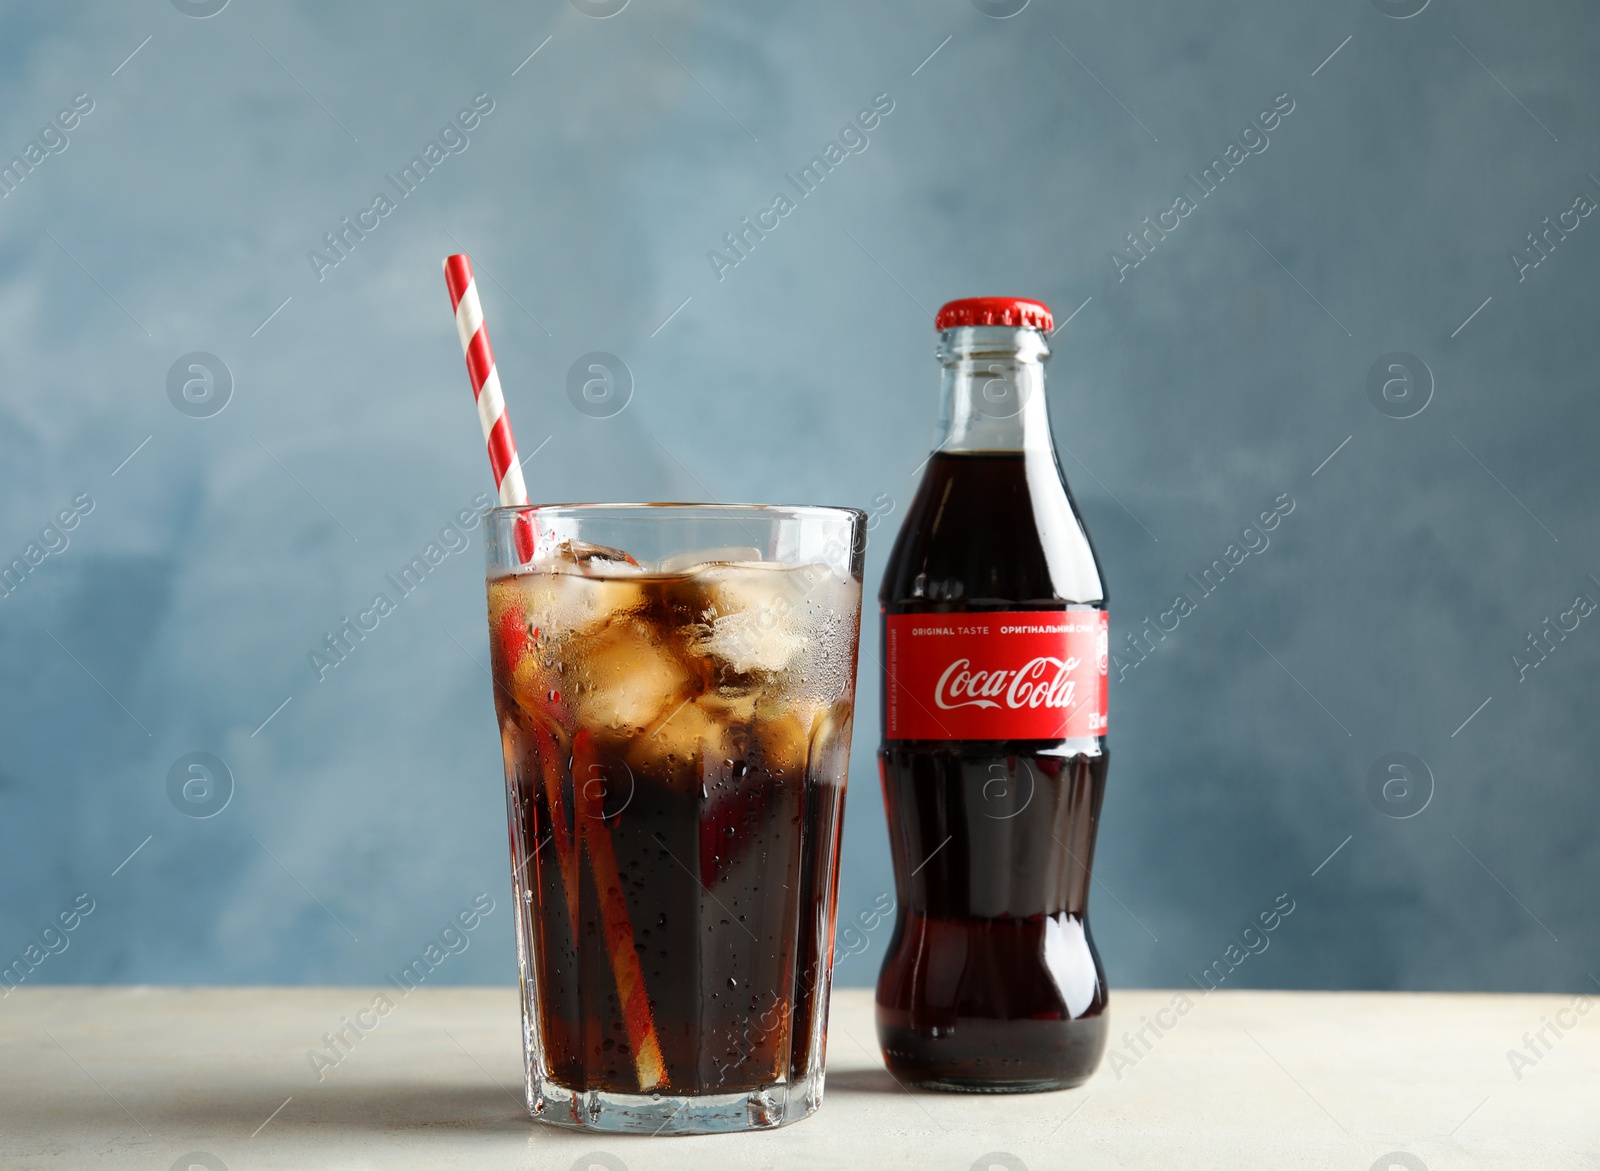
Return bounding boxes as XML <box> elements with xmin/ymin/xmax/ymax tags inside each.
<box><xmin>934</xmin><ymin>296</ymin><xmax>1053</xmax><ymax>333</ymax></box>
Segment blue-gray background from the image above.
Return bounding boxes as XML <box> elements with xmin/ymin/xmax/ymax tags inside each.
<box><xmin>2</xmin><ymin>0</ymin><xmax>1595</xmax><ymax>994</ymax></box>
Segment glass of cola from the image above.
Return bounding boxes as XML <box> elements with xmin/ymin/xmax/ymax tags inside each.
<box><xmin>483</xmin><ymin>504</ymin><xmax>865</xmax><ymax>1134</ymax></box>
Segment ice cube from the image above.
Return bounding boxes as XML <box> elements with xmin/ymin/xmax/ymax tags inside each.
<box><xmin>691</xmin><ymin>562</ymin><xmax>828</xmax><ymax>674</ymax></box>
<box><xmin>569</xmin><ymin>616</ymin><xmax>696</xmax><ymax>732</ymax></box>
<box><xmin>656</xmin><ymin>546</ymin><xmax>764</xmax><ymax>574</ymax></box>
<box><xmin>754</xmin><ymin>710</ymin><xmax>810</xmax><ymax>779</ymax></box>
<box><xmin>496</xmin><ymin>567</ymin><xmax>647</xmax><ymax>646</ymax></box>
<box><xmin>539</xmin><ymin>538</ymin><xmax>643</xmax><ymax>577</ymax></box>
<box><xmin>697</xmin><ymin>686</ymin><xmax>758</xmax><ymax>728</ymax></box>
<box><xmin>804</xmin><ymin>699</ymin><xmax>854</xmax><ymax>788</ymax></box>
<box><xmin>626</xmin><ymin>695</ymin><xmax>728</xmax><ymax>793</ymax></box>
<box><xmin>486</xmin><ymin>577</ymin><xmax>529</xmax><ymax>660</ymax></box>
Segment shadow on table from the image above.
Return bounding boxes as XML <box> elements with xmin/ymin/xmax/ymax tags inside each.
<box><xmin>825</xmin><ymin>1067</ymin><xmax>935</xmax><ymax>1096</ymax></box>
<box><xmin>131</xmin><ymin>1081</ymin><xmax>536</xmax><ymax>1138</ymax></box>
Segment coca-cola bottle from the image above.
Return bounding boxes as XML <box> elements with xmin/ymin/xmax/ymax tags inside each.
<box><xmin>875</xmin><ymin>297</ymin><xmax>1110</xmax><ymax>1092</ymax></box>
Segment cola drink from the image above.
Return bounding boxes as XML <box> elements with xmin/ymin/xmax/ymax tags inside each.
<box><xmin>875</xmin><ymin>297</ymin><xmax>1110</xmax><ymax>1092</ymax></box>
<box><xmin>485</xmin><ymin>505</ymin><xmax>864</xmax><ymax>1134</ymax></box>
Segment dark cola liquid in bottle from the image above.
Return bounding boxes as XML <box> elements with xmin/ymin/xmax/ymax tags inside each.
<box><xmin>876</xmin><ymin>297</ymin><xmax>1110</xmax><ymax>1092</ymax></box>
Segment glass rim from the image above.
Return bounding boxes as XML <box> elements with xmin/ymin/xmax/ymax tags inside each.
<box><xmin>487</xmin><ymin>501</ymin><xmax>867</xmax><ymax>523</ymax></box>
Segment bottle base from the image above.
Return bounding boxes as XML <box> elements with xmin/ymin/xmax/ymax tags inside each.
<box><xmin>878</xmin><ymin>1012</ymin><xmax>1107</xmax><ymax>1094</ymax></box>
<box><xmin>894</xmin><ymin>1074</ymin><xmax>1095</xmax><ymax>1094</ymax></box>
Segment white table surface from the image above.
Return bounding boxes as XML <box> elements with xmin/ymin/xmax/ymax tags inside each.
<box><xmin>0</xmin><ymin>986</ymin><xmax>1594</xmax><ymax>1169</ymax></box>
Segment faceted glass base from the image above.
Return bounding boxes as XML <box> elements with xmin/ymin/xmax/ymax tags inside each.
<box><xmin>528</xmin><ymin>1070</ymin><xmax>824</xmax><ymax>1135</ymax></box>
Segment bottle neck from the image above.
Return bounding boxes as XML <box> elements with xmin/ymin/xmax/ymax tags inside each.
<box><xmin>933</xmin><ymin>326</ymin><xmax>1054</xmax><ymax>453</ymax></box>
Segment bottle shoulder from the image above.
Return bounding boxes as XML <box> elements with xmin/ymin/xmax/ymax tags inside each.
<box><xmin>881</xmin><ymin>451</ymin><xmax>1105</xmax><ymax>609</ymax></box>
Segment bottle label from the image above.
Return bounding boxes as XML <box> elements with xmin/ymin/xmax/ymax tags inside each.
<box><xmin>884</xmin><ymin>609</ymin><xmax>1108</xmax><ymax>741</ymax></box>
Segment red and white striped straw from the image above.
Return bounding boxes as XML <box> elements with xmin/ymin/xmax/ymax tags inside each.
<box><xmin>442</xmin><ymin>254</ymin><xmax>535</xmax><ymax>562</ymax></box>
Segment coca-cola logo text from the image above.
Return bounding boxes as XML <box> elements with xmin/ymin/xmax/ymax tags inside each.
<box><xmin>886</xmin><ymin>609</ymin><xmax>1106</xmax><ymax>741</ymax></box>
<box><xmin>934</xmin><ymin>655</ymin><xmax>1081</xmax><ymax>711</ymax></box>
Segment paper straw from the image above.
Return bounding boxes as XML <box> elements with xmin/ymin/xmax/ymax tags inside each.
<box><xmin>442</xmin><ymin>253</ymin><xmax>535</xmax><ymax>562</ymax></box>
<box><xmin>573</xmin><ymin>730</ymin><xmax>667</xmax><ymax>1091</ymax></box>
<box><xmin>448</xmin><ymin>253</ymin><xmax>665</xmax><ymax>1091</ymax></box>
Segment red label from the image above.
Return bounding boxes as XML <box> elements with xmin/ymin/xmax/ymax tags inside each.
<box><xmin>884</xmin><ymin>610</ymin><xmax>1108</xmax><ymax>741</ymax></box>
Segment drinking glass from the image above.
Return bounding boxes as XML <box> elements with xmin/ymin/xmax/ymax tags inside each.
<box><xmin>483</xmin><ymin>504</ymin><xmax>865</xmax><ymax>1134</ymax></box>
